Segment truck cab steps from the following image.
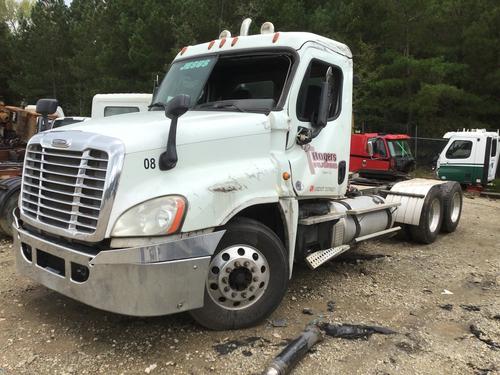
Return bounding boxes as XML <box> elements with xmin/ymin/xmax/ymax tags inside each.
<box><xmin>305</xmin><ymin>245</ymin><xmax>350</xmax><ymax>269</ymax></box>
<box><xmin>353</xmin><ymin>226</ymin><xmax>401</xmax><ymax>243</ymax></box>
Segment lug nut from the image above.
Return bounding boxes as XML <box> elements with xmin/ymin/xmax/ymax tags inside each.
<box><xmin>222</xmin><ymin>277</ymin><xmax>228</xmax><ymax>284</ymax></box>
<box><xmin>224</xmin><ymin>286</ymin><xmax>230</xmax><ymax>292</ymax></box>
<box><xmin>249</xmin><ymin>286</ymin><xmax>255</xmax><ymax>292</ymax></box>
<box><xmin>226</xmin><ymin>268</ymin><xmax>232</xmax><ymax>273</ymax></box>
<box><xmin>235</xmin><ymin>261</ymin><xmax>241</xmax><ymax>268</ymax></box>
<box><xmin>241</xmin><ymin>292</ymin><xmax>247</xmax><ymax>298</ymax></box>
<box><xmin>253</xmin><ymin>277</ymin><xmax>258</xmax><ymax>282</ymax></box>
<box><xmin>231</xmin><ymin>292</ymin><xmax>237</xmax><ymax>298</ymax></box>
<box><xmin>251</xmin><ymin>267</ymin><xmax>256</xmax><ymax>273</ymax></box>
<box><xmin>244</xmin><ymin>261</ymin><xmax>250</xmax><ymax>267</ymax></box>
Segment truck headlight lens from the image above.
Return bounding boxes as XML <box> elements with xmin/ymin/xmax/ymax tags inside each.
<box><xmin>112</xmin><ymin>196</ymin><xmax>186</xmax><ymax>236</ymax></box>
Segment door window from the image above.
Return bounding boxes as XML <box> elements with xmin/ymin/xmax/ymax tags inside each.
<box><xmin>369</xmin><ymin>137</ymin><xmax>388</xmax><ymax>158</ymax></box>
<box><xmin>296</xmin><ymin>60</ymin><xmax>342</xmax><ymax>122</ymax></box>
<box><xmin>445</xmin><ymin>140</ymin><xmax>473</xmax><ymax>159</ymax></box>
<box><xmin>491</xmin><ymin>139</ymin><xmax>497</xmax><ymax>157</ymax></box>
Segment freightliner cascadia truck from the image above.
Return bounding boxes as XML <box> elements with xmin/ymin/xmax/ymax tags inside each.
<box><xmin>14</xmin><ymin>20</ymin><xmax>463</xmax><ymax>330</ymax></box>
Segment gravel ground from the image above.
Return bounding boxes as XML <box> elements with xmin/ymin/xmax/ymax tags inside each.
<box><xmin>1</xmin><ymin>196</ymin><xmax>499</xmax><ymax>375</ymax></box>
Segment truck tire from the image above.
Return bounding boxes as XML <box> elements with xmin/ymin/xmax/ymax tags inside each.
<box><xmin>190</xmin><ymin>217</ymin><xmax>289</xmax><ymax>330</ymax></box>
<box><xmin>0</xmin><ymin>177</ymin><xmax>21</xmax><ymax>237</ymax></box>
<box><xmin>409</xmin><ymin>186</ymin><xmax>443</xmax><ymax>244</ymax></box>
<box><xmin>440</xmin><ymin>181</ymin><xmax>462</xmax><ymax>233</ymax></box>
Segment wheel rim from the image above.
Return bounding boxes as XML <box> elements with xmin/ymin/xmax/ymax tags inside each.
<box><xmin>450</xmin><ymin>192</ymin><xmax>461</xmax><ymax>223</ymax></box>
<box><xmin>207</xmin><ymin>245</ymin><xmax>270</xmax><ymax>310</ymax></box>
<box><xmin>428</xmin><ymin>198</ymin><xmax>441</xmax><ymax>233</ymax></box>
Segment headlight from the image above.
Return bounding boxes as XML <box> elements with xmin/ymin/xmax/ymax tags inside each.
<box><xmin>112</xmin><ymin>195</ymin><xmax>186</xmax><ymax>236</ymax></box>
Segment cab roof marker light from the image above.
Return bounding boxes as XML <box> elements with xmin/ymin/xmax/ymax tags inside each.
<box><xmin>260</xmin><ymin>22</ymin><xmax>274</xmax><ymax>34</ymax></box>
<box><xmin>180</xmin><ymin>46</ymin><xmax>188</xmax><ymax>55</ymax></box>
<box><xmin>231</xmin><ymin>37</ymin><xmax>239</xmax><ymax>47</ymax></box>
<box><xmin>208</xmin><ymin>40</ymin><xmax>215</xmax><ymax>49</ymax></box>
<box><xmin>219</xmin><ymin>29</ymin><xmax>231</xmax><ymax>39</ymax></box>
<box><xmin>219</xmin><ymin>38</ymin><xmax>227</xmax><ymax>48</ymax></box>
<box><xmin>272</xmin><ymin>32</ymin><xmax>280</xmax><ymax>43</ymax></box>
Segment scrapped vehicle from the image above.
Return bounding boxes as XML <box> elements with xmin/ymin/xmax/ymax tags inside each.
<box><xmin>350</xmin><ymin>133</ymin><xmax>415</xmax><ymax>179</ymax></box>
<box><xmin>14</xmin><ymin>20</ymin><xmax>463</xmax><ymax>330</ymax></box>
<box><xmin>436</xmin><ymin>129</ymin><xmax>499</xmax><ymax>187</ymax></box>
<box><xmin>0</xmin><ymin>101</ymin><xmax>60</xmax><ymax>236</ymax></box>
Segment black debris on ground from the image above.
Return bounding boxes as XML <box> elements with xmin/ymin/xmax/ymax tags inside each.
<box><xmin>326</xmin><ymin>300</ymin><xmax>336</xmax><ymax>312</ymax></box>
<box><xmin>461</xmin><ymin>304</ymin><xmax>481</xmax><ymax>312</ymax></box>
<box><xmin>302</xmin><ymin>308</ymin><xmax>314</xmax><ymax>315</ymax></box>
<box><xmin>469</xmin><ymin>324</ymin><xmax>500</xmax><ymax>351</ymax></box>
<box><xmin>319</xmin><ymin>323</ymin><xmax>397</xmax><ymax>340</ymax></box>
<box><xmin>439</xmin><ymin>304</ymin><xmax>453</xmax><ymax>311</ymax></box>
<box><xmin>213</xmin><ymin>336</ymin><xmax>264</xmax><ymax>355</ymax></box>
<box><xmin>268</xmin><ymin>319</ymin><xmax>288</xmax><ymax>328</ymax></box>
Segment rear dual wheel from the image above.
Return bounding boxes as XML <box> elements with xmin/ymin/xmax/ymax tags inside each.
<box><xmin>409</xmin><ymin>186</ymin><xmax>443</xmax><ymax>244</ymax></box>
<box><xmin>441</xmin><ymin>181</ymin><xmax>462</xmax><ymax>233</ymax></box>
<box><xmin>190</xmin><ymin>218</ymin><xmax>289</xmax><ymax>330</ymax></box>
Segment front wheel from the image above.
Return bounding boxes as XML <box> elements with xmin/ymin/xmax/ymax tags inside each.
<box><xmin>189</xmin><ymin>217</ymin><xmax>289</xmax><ymax>330</ymax></box>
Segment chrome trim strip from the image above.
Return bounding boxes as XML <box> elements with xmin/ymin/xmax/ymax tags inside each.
<box><xmin>20</xmin><ymin>131</ymin><xmax>125</xmax><ymax>242</ymax></box>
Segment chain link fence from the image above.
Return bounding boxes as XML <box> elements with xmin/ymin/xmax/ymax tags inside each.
<box><xmin>408</xmin><ymin>137</ymin><xmax>448</xmax><ymax>170</ymax></box>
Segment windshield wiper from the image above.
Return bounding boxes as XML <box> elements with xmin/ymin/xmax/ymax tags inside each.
<box><xmin>148</xmin><ymin>102</ymin><xmax>165</xmax><ymax>110</ymax></box>
<box><xmin>196</xmin><ymin>102</ymin><xmax>246</xmax><ymax>112</ymax></box>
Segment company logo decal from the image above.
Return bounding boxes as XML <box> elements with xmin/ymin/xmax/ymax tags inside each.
<box><xmin>303</xmin><ymin>145</ymin><xmax>338</xmax><ymax>175</ymax></box>
<box><xmin>51</xmin><ymin>139</ymin><xmax>70</xmax><ymax>148</ymax></box>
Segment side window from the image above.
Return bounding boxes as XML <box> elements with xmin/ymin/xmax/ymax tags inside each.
<box><xmin>369</xmin><ymin>137</ymin><xmax>388</xmax><ymax>158</ymax></box>
<box><xmin>491</xmin><ymin>139</ymin><xmax>497</xmax><ymax>157</ymax></box>
<box><xmin>446</xmin><ymin>140</ymin><xmax>473</xmax><ymax>159</ymax></box>
<box><xmin>104</xmin><ymin>106</ymin><xmax>140</xmax><ymax>117</ymax></box>
<box><xmin>296</xmin><ymin>60</ymin><xmax>342</xmax><ymax>122</ymax></box>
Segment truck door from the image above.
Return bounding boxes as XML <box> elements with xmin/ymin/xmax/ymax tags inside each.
<box><xmin>286</xmin><ymin>47</ymin><xmax>352</xmax><ymax>198</ymax></box>
<box><xmin>438</xmin><ymin>137</ymin><xmax>478</xmax><ymax>184</ymax></box>
<box><xmin>365</xmin><ymin>137</ymin><xmax>390</xmax><ymax>171</ymax></box>
<box><xmin>487</xmin><ymin>137</ymin><xmax>498</xmax><ymax>181</ymax></box>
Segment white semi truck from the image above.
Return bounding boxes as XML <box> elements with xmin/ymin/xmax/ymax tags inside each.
<box><xmin>14</xmin><ymin>20</ymin><xmax>463</xmax><ymax>330</ymax></box>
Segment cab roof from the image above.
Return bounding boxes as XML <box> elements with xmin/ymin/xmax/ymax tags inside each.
<box><xmin>174</xmin><ymin>31</ymin><xmax>352</xmax><ymax>61</ymax></box>
<box><xmin>352</xmin><ymin>133</ymin><xmax>411</xmax><ymax>140</ymax></box>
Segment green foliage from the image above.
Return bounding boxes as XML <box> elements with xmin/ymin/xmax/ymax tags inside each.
<box><xmin>0</xmin><ymin>0</ymin><xmax>498</xmax><ymax>134</ymax></box>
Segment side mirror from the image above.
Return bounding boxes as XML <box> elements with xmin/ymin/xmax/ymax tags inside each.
<box><xmin>36</xmin><ymin>98</ymin><xmax>58</xmax><ymax>132</ymax></box>
<box><xmin>165</xmin><ymin>94</ymin><xmax>190</xmax><ymax>119</ymax></box>
<box><xmin>36</xmin><ymin>98</ymin><xmax>58</xmax><ymax>116</ymax></box>
<box><xmin>159</xmin><ymin>94</ymin><xmax>191</xmax><ymax>171</ymax></box>
<box><xmin>367</xmin><ymin>140</ymin><xmax>374</xmax><ymax>157</ymax></box>
<box><xmin>313</xmin><ymin>67</ymin><xmax>333</xmax><ymax>129</ymax></box>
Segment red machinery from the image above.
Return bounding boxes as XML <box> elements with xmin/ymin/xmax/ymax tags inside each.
<box><xmin>350</xmin><ymin>133</ymin><xmax>415</xmax><ymax>180</ymax></box>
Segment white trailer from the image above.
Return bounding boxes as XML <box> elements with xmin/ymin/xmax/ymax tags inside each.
<box><xmin>14</xmin><ymin>20</ymin><xmax>463</xmax><ymax>330</ymax></box>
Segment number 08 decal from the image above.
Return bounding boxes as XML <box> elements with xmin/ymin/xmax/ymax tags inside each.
<box><xmin>144</xmin><ymin>158</ymin><xmax>156</xmax><ymax>169</ymax></box>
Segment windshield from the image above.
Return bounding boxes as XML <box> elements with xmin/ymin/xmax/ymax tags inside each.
<box><xmin>388</xmin><ymin>140</ymin><xmax>413</xmax><ymax>157</ymax></box>
<box><xmin>152</xmin><ymin>52</ymin><xmax>294</xmax><ymax>113</ymax></box>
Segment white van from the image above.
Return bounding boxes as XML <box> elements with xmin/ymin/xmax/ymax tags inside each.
<box><xmin>436</xmin><ymin>129</ymin><xmax>499</xmax><ymax>186</ymax></box>
<box><xmin>91</xmin><ymin>93</ymin><xmax>153</xmax><ymax>119</ymax></box>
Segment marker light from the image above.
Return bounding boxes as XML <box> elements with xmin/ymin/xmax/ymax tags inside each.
<box><xmin>180</xmin><ymin>46</ymin><xmax>188</xmax><ymax>55</ymax></box>
<box><xmin>219</xmin><ymin>38</ymin><xmax>226</xmax><ymax>48</ymax></box>
<box><xmin>272</xmin><ymin>32</ymin><xmax>280</xmax><ymax>43</ymax></box>
<box><xmin>219</xmin><ymin>30</ymin><xmax>231</xmax><ymax>39</ymax></box>
<box><xmin>208</xmin><ymin>40</ymin><xmax>215</xmax><ymax>49</ymax></box>
<box><xmin>260</xmin><ymin>22</ymin><xmax>275</xmax><ymax>34</ymax></box>
<box><xmin>231</xmin><ymin>37</ymin><xmax>239</xmax><ymax>47</ymax></box>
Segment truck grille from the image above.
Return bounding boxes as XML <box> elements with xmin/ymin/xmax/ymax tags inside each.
<box><xmin>21</xmin><ymin>144</ymin><xmax>109</xmax><ymax>234</ymax></box>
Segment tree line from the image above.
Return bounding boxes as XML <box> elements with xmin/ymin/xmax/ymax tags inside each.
<box><xmin>0</xmin><ymin>0</ymin><xmax>499</xmax><ymax>137</ymax></box>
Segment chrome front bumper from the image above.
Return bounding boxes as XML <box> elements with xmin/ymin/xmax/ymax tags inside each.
<box><xmin>14</xmin><ymin>215</ymin><xmax>224</xmax><ymax>317</ymax></box>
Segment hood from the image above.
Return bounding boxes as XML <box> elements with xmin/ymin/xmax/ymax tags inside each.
<box><xmin>49</xmin><ymin>110</ymin><xmax>269</xmax><ymax>154</ymax></box>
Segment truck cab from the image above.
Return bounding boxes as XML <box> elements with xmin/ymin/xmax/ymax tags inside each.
<box><xmin>14</xmin><ymin>21</ymin><xmax>462</xmax><ymax>330</ymax></box>
<box><xmin>437</xmin><ymin>129</ymin><xmax>499</xmax><ymax>186</ymax></box>
<box><xmin>350</xmin><ymin>133</ymin><xmax>415</xmax><ymax>179</ymax></box>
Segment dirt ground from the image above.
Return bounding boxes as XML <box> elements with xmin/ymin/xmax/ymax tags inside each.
<box><xmin>1</xmin><ymin>196</ymin><xmax>499</xmax><ymax>375</ymax></box>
